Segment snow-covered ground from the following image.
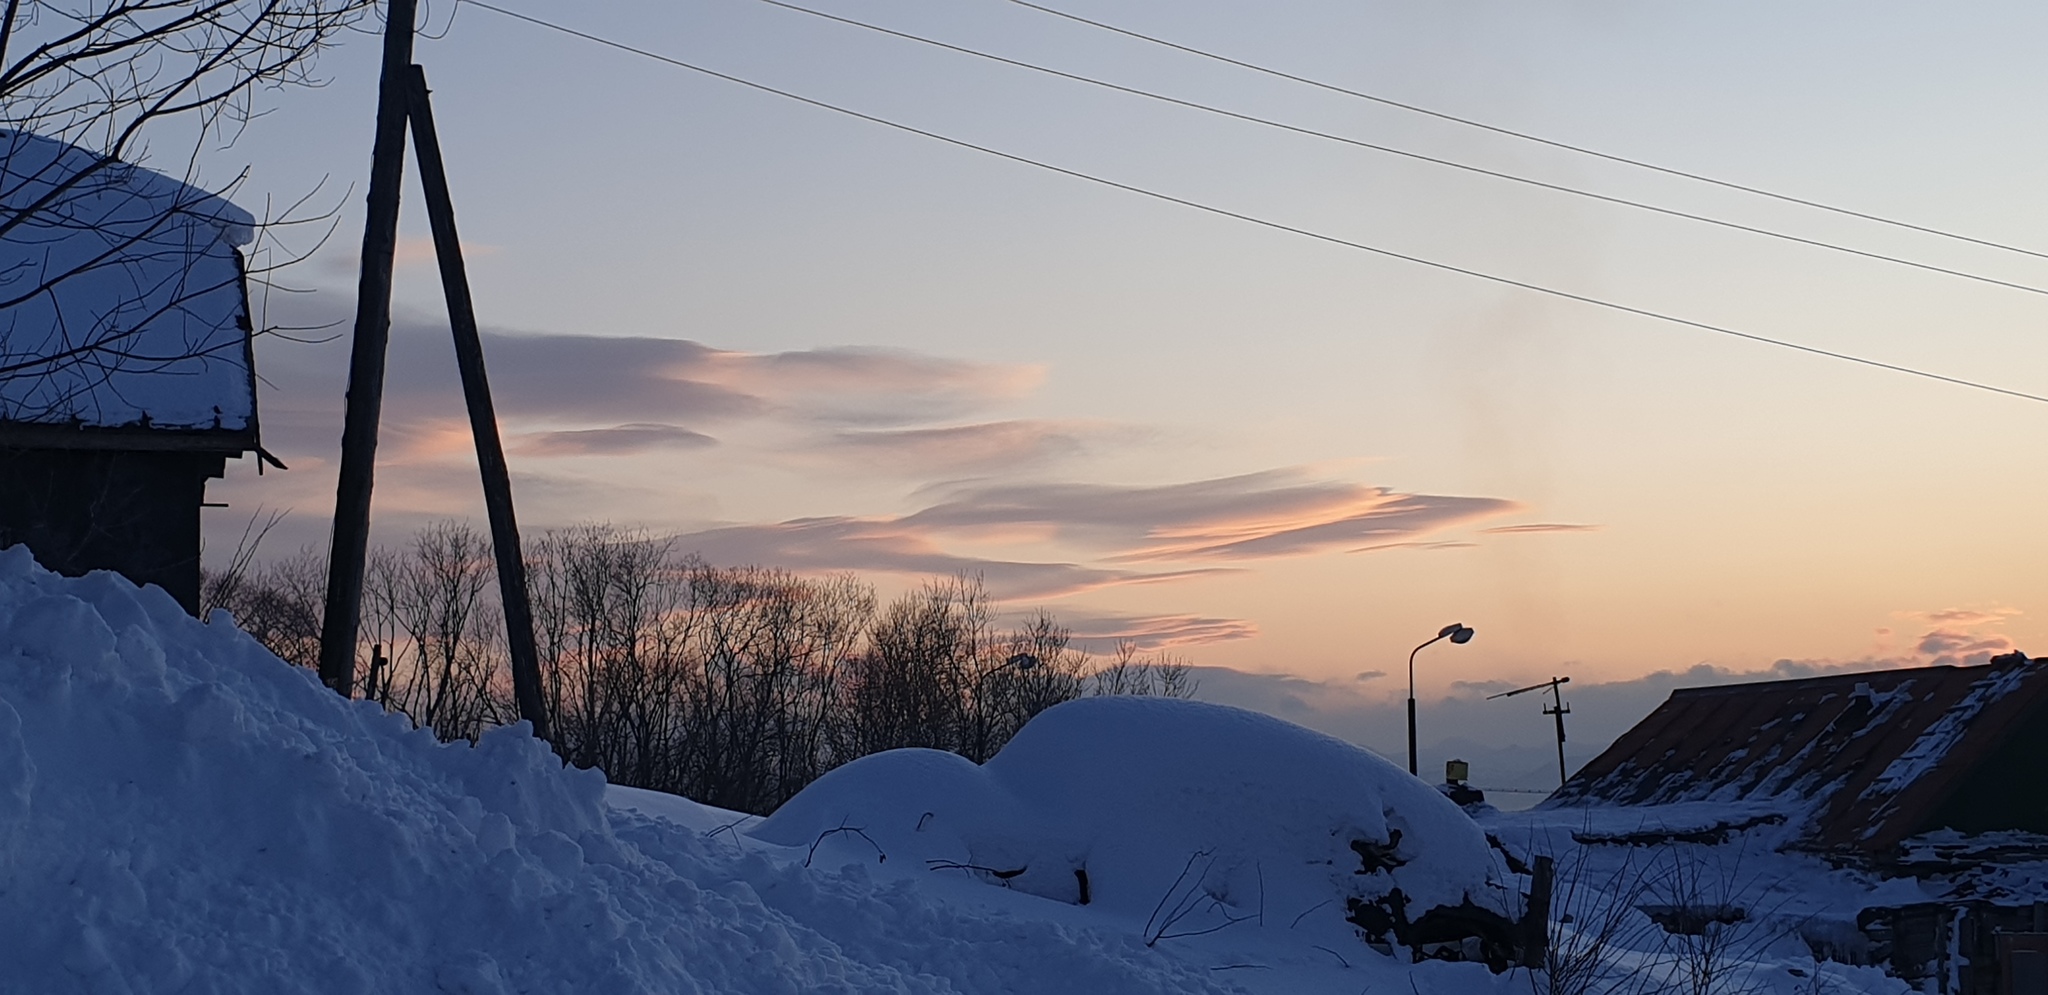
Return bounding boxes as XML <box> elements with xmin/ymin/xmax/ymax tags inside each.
<box><xmin>0</xmin><ymin>547</ymin><xmax>1921</xmax><ymax>993</ymax></box>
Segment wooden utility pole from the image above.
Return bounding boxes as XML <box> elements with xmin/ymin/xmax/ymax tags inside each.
<box><xmin>1487</xmin><ymin>675</ymin><xmax>1574</xmax><ymax>787</ymax></box>
<box><xmin>314</xmin><ymin>3</ymin><xmax>551</xmax><ymax>739</ymax></box>
<box><xmin>403</xmin><ymin>64</ymin><xmax>549</xmax><ymax>738</ymax></box>
<box><xmin>319</xmin><ymin>0</ymin><xmax>418</xmax><ymax>696</ymax></box>
<box><xmin>1542</xmin><ymin>681</ymin><xmax>1572</xmax><ymax>787</ymax></box>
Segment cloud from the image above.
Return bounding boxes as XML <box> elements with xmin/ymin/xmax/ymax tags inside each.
<box><xmin>1914</xmin><ymin>607</ymin><xmax>2021</xmax><ymax>626</ymax></box>
<box><xmin>821</xmin><ymin>420</ymin><xmax>1089</xmax><ymax>473</ymax></box>
<box><xmin>252</xmin><ymin>313</ymin><xmax>1045</xmax><ymax>460</ymax></box>
<box><xmin>1913</xmin><ymin>628</ymin><xmax>2017</xmax><ymax>665</ymax></box>
<box><xmin>515</xmin><ymin>423</ymin><xmax>716</xmax><ymax>457</ymax></box>
<box><xmin>1346</xmin><ymin>540</ymin><xmax>1476</xmax><ymax>554</ymax></box>
<box><xmin>319</xmin><ymin>236</ymin><xmax>501</xmax><ymax>275</ymax></box>
<box><xmin>1040</xmin><ymin>607</ymin><xmax>1259</xmax><ymax>652</ymax></box>
<box><xmin>1478</xmin><ymin>523</ymin><xmax>1600</xmax><ymax>535</ymax></box>
<box><xmin>904</xmin><ymin>469</ymin><xmax>1518</xmax><ymax>562</ymax></box>
<box><xmin>727</xmin><ymin>346</ymin><xmax>1044</xmax><ymax>426</ymax></box>
<box><xmin>665</xmin><ymin>517</ymin><xmax>1233</xmax><ymax>600</ymax></box>
<box><xmin>1355</xmin><ymin>670</ymin><xmax>1386</xmax><ymax>682</ymax></box>
<box><xmin>1450</xmin><ymin>678</ymin><xmax>1517</xmax><ymax>694</ymax></box>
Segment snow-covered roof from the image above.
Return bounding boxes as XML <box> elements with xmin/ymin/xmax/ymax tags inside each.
<box><xmin>1547</xmin><ymin>657</ymin><xmax>2048</xmax><ymax>853</ymax></box>
<box><xmin>0</xmin><ymin>130</ymin><xmax>257</xmax><ymax>442</ymax></box>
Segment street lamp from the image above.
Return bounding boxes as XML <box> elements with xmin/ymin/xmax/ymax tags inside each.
<box><xmin>1408</xmin><ymin>623</ymin><xmax>1474</xmax><ymax>776</ymax></box>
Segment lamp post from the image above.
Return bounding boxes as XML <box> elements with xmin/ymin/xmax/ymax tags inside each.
<box><xmin>1408</xmin><ymin>623</ymin><xmax>1474</xmax><ymax>776</ymax></box>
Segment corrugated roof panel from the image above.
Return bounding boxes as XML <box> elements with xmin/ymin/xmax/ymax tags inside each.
<box><xmin>1547</xmin><ymin>660</ymin><xmax>2048</xmax><ymax>852</ymax></box>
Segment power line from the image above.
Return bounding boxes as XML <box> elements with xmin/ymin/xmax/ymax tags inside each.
<box><xmin>1000</xmin><ymin>0</ymin><xmax>2048</xmax><ymax>264</ymax></box>
<box><xmin>456</xmin><ymin>0</ymin><xmax>2048</xmax><ymax>407</ymax></box>
<box><xmin>743</xmin><ymin>0</ymin><xmax>2048</xmax><ymax>300</ymax></box>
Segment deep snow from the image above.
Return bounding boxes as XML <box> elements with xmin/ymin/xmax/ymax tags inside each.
<box><xmin>0</xmin><ymin>547</ymin><xmax>1911</xmax><ymax>993</ymax></box>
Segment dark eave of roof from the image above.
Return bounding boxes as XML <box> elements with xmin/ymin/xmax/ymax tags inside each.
<box><xmin>0</xmin><ymin>419</ymin><xmax>257</xmax><ymax>455</ymax></box>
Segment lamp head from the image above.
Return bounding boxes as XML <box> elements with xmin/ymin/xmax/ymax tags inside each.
<box><xmin>1006</xmin><ymin>653</ymin><xmax>1040</xmax><ymax>671</ymax></box>
<box><xmin>1438</xmin><ymin>623</ymin><xmax>1464</xmax><ymax>638</ymax></box>
<box><xmin>1449</xmin><ymin>626</ymin><xmax>1475</xmax><ymax>645</ymax></box>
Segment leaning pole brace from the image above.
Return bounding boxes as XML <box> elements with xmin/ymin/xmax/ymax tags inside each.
<box><xmin>403</xmin><ymin>64</ymin><xmax>550</xmax><ymax>739</ymax></box>
<box><xmin>319</xmin><ymin>0</ymin><xmax>419</xmax><ymax>696</ymax></box>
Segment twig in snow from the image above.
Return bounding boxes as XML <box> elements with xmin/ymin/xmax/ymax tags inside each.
<box><xmin>1291</xmin><ymin>898</ymin><xmax>1333</xmax><ymax>929</ymax></box>
<box><xmin>926</xmin><ymin>859</ymin><xmax>1025</xmax><ymax>885</ymax></box>
<box><xmin>804</xmin><ymin>819</ymin><xmax>887</xmax><ymax>868</ymax></box>
<box><xmin>702</xmin><ymin>816</ymin><xmax>752</xmax><ymax>854</ymax></box>
<box><xmin>1143</xmin><ymin>849</ymin><xmax>1261</xmax><ymax>946</ymax></box>
<box><xmin>1312</xmin><ymin>944</ymin><xmax>1351</xmax><ymax>968</ymax></box>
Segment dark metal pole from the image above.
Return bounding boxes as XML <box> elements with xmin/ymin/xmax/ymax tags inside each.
<box><xmin>402</xmin><ymin>65</ymin><xmax>550</xmax><ymax>740</ymax></box>
<box><xmin>1407</xmin><ymin>636</ymin><xmax>1437</xmax><ymax>776</ymax></box>
<box><xmin>1546</xmin><ymin>679</ymin><xmax>1571</xmax><ymax>787</ymax></box>
<box><xmin>319</xmin><ymin>0</ymin><xmax>419</xmax><ymax>695</ymax></box>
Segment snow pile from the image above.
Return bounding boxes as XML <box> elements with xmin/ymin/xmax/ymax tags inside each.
<box><xmin>0</xmin><ymin>547</ymin><xmax>1239</xmax><ymax>994</ymax></box>
<box><xmin>0</xmin><ymin>545</ymin><xmax>1900</xmax><ymax>993</ymax></box>
<box><xmin>0</xmin><ymin>130</ymin><xmax>255</xmax><ymax>430</ymax></box>
<box><xmin>754</xmin><ymin>696</ymin><xmax>1504</xmax><ymax>948</ymax></box>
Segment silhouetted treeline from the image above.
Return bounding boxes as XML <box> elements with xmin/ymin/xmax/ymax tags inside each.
<box><xmin>204</xmin><ymin>521</ymin><xmax>1195</xmax><ymax>813</ymax></box>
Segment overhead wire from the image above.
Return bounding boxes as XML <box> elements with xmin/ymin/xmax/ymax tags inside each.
<box><xmin>455</xmin><ymin>0</ymin><xmax>2048</xmax><ymax>407</ymax></box>
<box><xmin>741</xmin><ymin>0</ymin><xmax>2048</xmax><ymax>299</ymax></box>
<box><xmin>999</xmin><ymin>0</ymin><xmax>2048</xmax><ymax>264</ymax></box>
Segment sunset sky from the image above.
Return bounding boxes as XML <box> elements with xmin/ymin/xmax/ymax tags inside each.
<box><xmin>195</xmin><ymin>0</ymin><xmax>2048</xmax><ymax>780</ymax></box>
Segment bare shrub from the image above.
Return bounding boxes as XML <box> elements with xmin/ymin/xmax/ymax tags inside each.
<box><xmin>1529</xmin><ymin>844</ymin><xmax>1665</xmax><ymax>995</ymax></box>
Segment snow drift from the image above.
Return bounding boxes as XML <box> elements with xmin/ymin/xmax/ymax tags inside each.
<box><xmin>754</xmin><ymin>695</ymin><xmax>1506</xmax><ymax>949</ymax></box>
<box><xmin>0</xmin><ymin>547</ymin><xmax>1241</xmax><ymax>993</ymax></box>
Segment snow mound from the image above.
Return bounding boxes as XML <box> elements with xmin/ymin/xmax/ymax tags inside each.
<box><xmin>0</xmin><ymin>548</ymin><xmax>1239</xmax><ymax>994</ymax></box>
<box><xmin>755</xmin><ymin>696</ymin><xmax>1503</xmax><ymax>945</ymax></box>
<box><xmin>0</xmin><ymin>130</ymin><xmax>255</xmax><ymax>430</ymax></box>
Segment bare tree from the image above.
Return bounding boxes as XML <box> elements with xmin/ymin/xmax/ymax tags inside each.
<box><xmin>839</xmin><ymin>575</ymin><xmax>990</xmax><ymax>758</ymax></box>
<box><xmin>1090</xmin><ymin>640</ymin><xmax>1199</xmax><ymax>699</ymax></box>
<box><xmin>362</xmin><ymin>521</ymin><xmax>509</xmax><ymax>741</ymax></box>
<box><xmin>203</xmin><ymin>541</ymin><xmax>324</xmax><ymax>669</ymax></box>
<box><xmin>1</xmin><ymin>0</ymin><xmax>371</xmax><ymax>418</ymax></box>
<box><xmin>962</xmin><ymin>609</ymin><xmax>1085</xmax><ymax>763</ymax></box>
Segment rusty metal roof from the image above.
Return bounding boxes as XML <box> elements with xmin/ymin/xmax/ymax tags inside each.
<box><xmin>1547</xmin><ymin>656</ymin><xmax>2048</xmax><ymax>852</ymax></box>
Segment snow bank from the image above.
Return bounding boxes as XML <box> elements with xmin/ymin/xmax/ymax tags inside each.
<box><xmin>0</xmin><ymin>130</ymin><xmax>255</xmax><ymax>430</ymax></box>
<box><xmin>0</xmin><ymin>548</ymin><xmax>1240</xmax><ymax>993</ymax></box>
<box><xmin>754</xmin><ymin>696</ymin><xmax>1505</xmax><ymax>946</ymax></box>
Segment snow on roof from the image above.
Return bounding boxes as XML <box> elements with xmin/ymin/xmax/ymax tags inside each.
<box><xmin>753</xmin><ymin>695</ymin><xmax>1504</xmax><ymax>945</ymax></box>
<box><xmin>1548</xmin><ymin>659</ymin><xmax>2048</xmax><ymax>852</ymax></box>
<box><xmin>0</xmin><ymin>130</ymin><xmax>257</xmax><ymax>436</ymax></box>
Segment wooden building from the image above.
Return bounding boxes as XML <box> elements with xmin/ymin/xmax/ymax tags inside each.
<box><xmin>1549</xmin><ymin>654</ymin><xmax>2048</xmax><ymax>993</ymax></box>
<box><xmin>0</xmin><ymin>130</ymin><xmax>268</xmax><ymax>614</ymax></box>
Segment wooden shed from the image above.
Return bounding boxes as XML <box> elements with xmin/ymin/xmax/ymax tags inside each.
<box><xmin>0</xmin><ymin>129</ymin><xmax>268</xmax><ymax>614</ymax></box>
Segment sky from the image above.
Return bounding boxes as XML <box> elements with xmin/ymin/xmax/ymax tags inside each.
<box><xmin>172</xmin><ymin>0</ymin><xmax>2048</xmax><ymax>784</ymax></box>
